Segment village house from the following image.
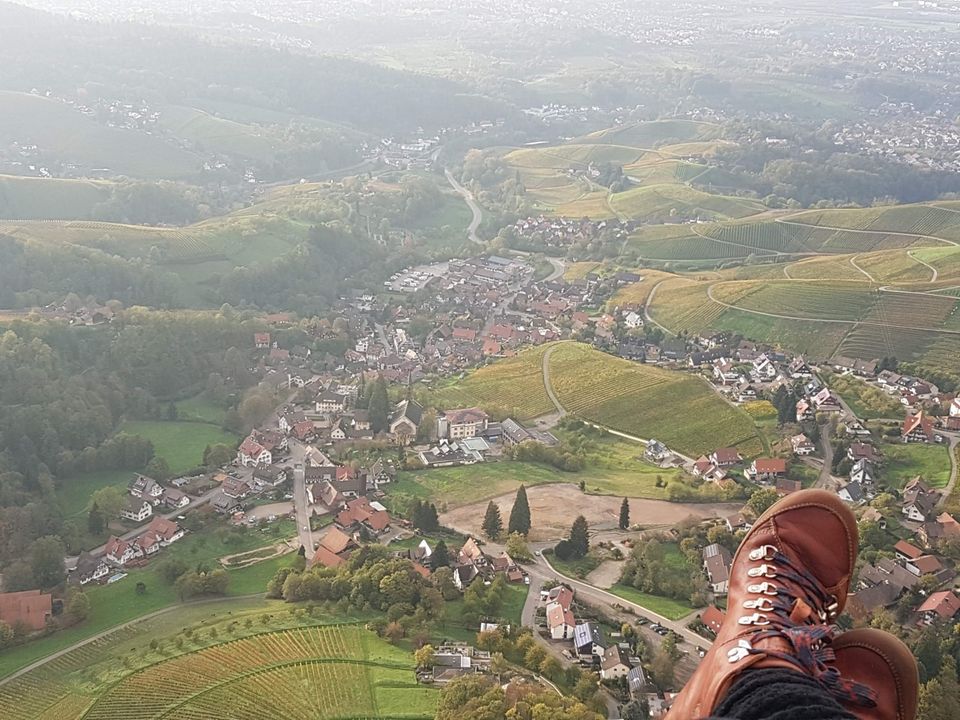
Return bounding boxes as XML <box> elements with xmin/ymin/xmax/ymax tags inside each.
<box><xmin>902</xmin><ymin>477</ymin><xmax>940</xmax><ymax>522</ymax></box>
<box><xmin>437</xmin><ymin>407</ymin><xmax>489</xmax><ymax>440</ymax></box>
<box><xmin>128</xmin><ymin>474</ymin><xmax>164</xmax><ymax>504</ymax></box>
<box><xmin>278</xmin><ymin>409</ymin><xmax>308</xmax><ymax>435</ymax></box>
<box><xmin>426</xmin><ymin>644</ymin><xmax>491</xmax><ymax>684</ymax></box>
<box><xmin>254</xmin><ymin>332</ymin><xmax>271</xmax><ymax>349</ymax></box>
<box><xmin>599</xmin><ymin>644</ymin><xmax>632</xmax><ymax>680</ymax></box>
<box><xmin>893</xmin><ymin>540</ymin><xmax>924</xmax><ymax>563</ymax></box>
<box><xmin>838</xmin><ymin>481</ymin><xmax>865</xmax><ymax>505</ymax></box>
<box><xmin>790</xmin><ymin>434</ymin><xmax>815</xmax><ymax>456</ymax></box>
<box><xmin>702</xmin><ymin>543</ymin><xmax>732</xmax><ymax>595</ymax></box>
<box><xmin>901</xmin><ymin>411</ymin><xmax>938</xmax><ymax>443</ymax></box>
<box><xmin>701</xmin><ymin>605</ymin><xmax>726</xmax><ymax>635</ymax></box>
<box><xmin>121</xmin><ymin>497</ymin><xmax>153</xmax><ymax>522</ymax></box>
<box><xmin>211</xmin><ymin>491</ymin><xmax>243</xmax><ymax>515</ymax></box>
<box><xmin>0</xmin><ymin>590</ymin><xmax>53</xmax><ymax>631</ymax></box>
<box><xmin>237</xmin><ymin>436</ymin><xmax>272</xmax><ymax>467</ymax></box>
<box><xmin>311</xmin><ymin>526</ymin><xmax>358</xmax><ymax>569</ymax></box>
<box><xmin>795</xmin><ymin>398</ymin><xmax>814</xmax><ymax>421</ymax></box>
<box><xmin>104</xmin><ymin>535</ymin><xmax>143</xmax><ymax>565</ymax></box>
<box><xmin>70</xmin><ymin>551</ymin><xmax>109</xmax><ymax>586</ymax></box>
<box><xmin>847</xmin><ymin>443</ymin><xmax>881</xmax><ymax>464</ymax></box>
<box><xmin>162</xmin><ymin>488</ymin><xmax>190</xmax><ymax>509</ymax></box>
<box><xmin>745</xmin><ymin>457</ymin><xmax>787</xmax><ymax>482</ymax></box>
<box><xmin>646</xmin><ymin>439</ymin><xmax>670</xmax><ymax>463</ymax></box>
<box><xmin>710</xmin><ymin>447</ymin><xmax>741</xmax><ymax>468</ymax></box>
<box><xmin>917</xmin><ymin>590</ymin><xmax>960</xmax><ymax>625</ymax></box>
<box><xmin>546</xmin><ymin>599</ymin><xmax>575</xmax><ymax>640</ymax></box>
<box><xmin>712</xmin><ymin>359</ymin><xmax>742</xmax><ymax>385</ymax></box>
<box><xmin>336</xmin><ymin>496</ymin><xmax>391</xmax><ymax>535</ymax></box>
<box><xmin>574</xmin><ymin>622</ymin><xmax>607</xmax><ymax>657</ymax></box>
<box><xmin>316</xmin><ymin>389</ymin><xmax>350</xmax><ymax>414</ymax></box>
<box><xmin>904</xmin><ymin>554</ymin><xmax>943</xmax><ymax>578</ymax></box>
<box><xmin>811</xmin><ymin>387</ymin><xmax>842</xmax><ymax>412</ymax></box>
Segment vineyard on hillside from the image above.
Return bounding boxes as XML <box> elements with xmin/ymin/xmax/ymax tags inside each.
<box><xmin>428</xmin><ymin>344</ymin><xmax>554</xmax><ymax>420</ymax></box>
<box><xmin>546</xmin><ymin>343</ymin><xmax>759</xmax><ymax>456</ymax></box>
<box><xmin>1</xmin><ymin>624</ymin><xmax>435</xmax><ymax>720</ymax></box>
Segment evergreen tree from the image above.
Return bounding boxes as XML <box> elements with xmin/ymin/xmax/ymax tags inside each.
<box><xmin>368</xmin><ymin>375</ymin><xmax>390</xmax><ymax>433</ymax></box>
<box><xmin>482</xmin><ymin>501</ymin><xmax>503</xmax><ymax>539</ymax></box>
<box><xmin>918</xmin><ymin>656</ymin><xmax>959</xmax><ymax>720</ymax></box>
<box><xmin>568</xmin><ymin>515</ymin><xmax>589</xmax><ymax>559</ymax></box>
<box><xmin>88</xmin><ymin>502</ymin><xmax>105</xmax><ymax>535</ymax></box>
<box><xmin>507</xmin><ymin>485</ymin><xmax>531</xmax><ymax>535</ymax></box>
<box><xmin>619</xmin><ymin>498</ymin><xmax>630</xmax><ymax>530</ymax></box>
<box><xmin>431</xmin><ymin>540</ymin><xmax>450</xmax><ymax>570</ymax></box>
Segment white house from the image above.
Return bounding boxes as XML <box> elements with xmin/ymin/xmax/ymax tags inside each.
<box><xmin>129</xmin><ymin>474</ymin><xmax>164</xmax><ymax>505</ymax></box>
<box><xmin>546</xmin><ymin>602</ymin><xmax>575</xmax><ymax>640</ymax></box>
<box><xmin>238</xmin><ymin>437</ymin><xmax>272</xmax><ymax>467</ymax></box>
<box><xmin>121</xmin><ymin>498</ymin><xmax>153</xmax><ymax>522</ymax></box>
<box><xmin>104</xmin><ymin>536</ymin><xmax>143</xmax><ymax>566</ymax></box>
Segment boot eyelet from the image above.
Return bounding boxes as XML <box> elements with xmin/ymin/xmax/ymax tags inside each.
<box><xmin>747</xmin><ymin>564</ymin><xmax>777</xmax><ymax>578</ymax></box>
<box><xmin>738</xmin><ymin>612</ymin><xmax>770</xmax><ymax>626</ymax></box>
<box><xmin>748</xmin><ymin>545</ymin><xmax>778</xmax><ymax>561</ymax></box>
<box><xmin>747</xmin><ymin>581</ymin><xmax>778</xmax><ymax>595</ymax></box>
<box><xmin>743</xmin><ymin>598</ymin><xmax>774</xmax><ymax>612</ymax></box>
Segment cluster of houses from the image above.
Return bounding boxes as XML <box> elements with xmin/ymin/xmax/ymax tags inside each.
<box><xmin>68</xmin><ymin>515</ymin><xmax>185</xmax><ymax>587</ymax></box>
<box><xmin>510</xmin><ymin>216</ymin><xmax>635</xmax><ymax>250</ymax></box>
<box><xmin>539</xmin><ymin>584</ymin><xmax>646</xmax><ymax>688</ymax></box>
<box><xmin>309</xmin><ymin>495</ymin><xmax>393</xmax><ymax>568</ymax></box>
<box><xmin>452</xmin><ymin>537</ymin><xmax>526</xmax><ymax>591</ymax></box>
<box><xmin>119</xmin><ymin>474</ymin><xmax>190</xmax><ymax>523</ymax></box>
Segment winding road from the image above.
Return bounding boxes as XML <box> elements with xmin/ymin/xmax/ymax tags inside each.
<box><xmin>444</xmin><ymin>168</ymin><xmax>483</xmax><ymax>244</ymax></box>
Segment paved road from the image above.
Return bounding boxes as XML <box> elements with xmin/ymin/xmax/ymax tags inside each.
<box><xmin>643</xmin><ymin>280</ymin><xmax>674</xmax><ymax>336</ymax></box>
<box><xmin>444</xmin><ymin>168</ymin><xmax>483</xmax><ymax>244</ymax></box>
<box><xmin>544</xmin><ymin>257</ymin><xmax>566</xmax><ymax>282</ymax></box>
<box><xmin>540</xmin><ymin>344</ymin><xmax>567</xmax><ymax>417</ymax></box>
<box><xmin>286</xmin><ymin>439</ymin><xmax>317</xmax><ymax>553</ymax></box>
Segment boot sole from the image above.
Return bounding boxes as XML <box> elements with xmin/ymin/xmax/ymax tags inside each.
<box><xmin>834</xmin><ymin>629</ymin><xmax>919</xmax><ymax>720</ymax></box>
<box><xmin>734</xmin><ymin>489</ymin><xmax>859</xmax><ymax>612</ymax></box>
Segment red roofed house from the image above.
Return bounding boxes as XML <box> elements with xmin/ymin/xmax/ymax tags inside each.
<box><xmin>893</xmin><ymin>540</ymin><xmax>923</xmax><ymax>562</ymax></box>
<box><xmin>310</xmin><ymin>526</ymin><xmax>358</xmax><ymax>568</ymax></box>
<box><xmin>710</xmin><ymin>448</ymin><xmax>741</xmax><ymax>468</ymax></box>
<box><xmin>546</xmin><ymin>602</ymin><xmax>575</xmax><ymax>640</ymax></box>
<box><xmin>254</xmin><ymin>332</ymin><xmax>271</xmax><ymax>349</ymax></box>
<box><xmin>905</xmin><ymin>555</ymin><xmax>943</xmax><ymax>577</ymax></box>
<box><xmin>917</xmin><ymin>590</ymin><xmax>960</xmax><ymax>625</ymax></box>
<box><xmin>237</xmin><ymin>436</ymin><xmax>272</xmax><ymax>467</ymax></box>
<box><xmin>104</xmin><ymin>535</ymin><xmax>143</xmax><ymax>566</ymax></box>
<box><xmin>902</xmin><ymin>411</ymin><xmax>937</xmax><ymax>443</ymax></box>
<box><xmin>0</xmin><ymin>590</ymin><xmax>52</xmax><ymax>631</ymax></box>
<box><xmin>700</xmin><ymin>605</ymin><xmax>726</xmax><ymax>635</ymax></box>
<box><xmin>746</xmin><ymin>458</ymin><xmax>787</xmax><ymax>482</ymax></box>
<box><xmin>336</xmin><ymin>497</ymin><xmax>391</xmax><ymax>534</ymax></box>
<box><xmin>452</xmin><ymin>327</ymin><xmax>478</xmax><ymax>342</ymax></box>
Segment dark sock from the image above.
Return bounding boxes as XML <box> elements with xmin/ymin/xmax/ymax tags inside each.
<box><xmin>704</xmin><ymin>668</ymin><xmax>857</xmax><ymax>720</ymax></box>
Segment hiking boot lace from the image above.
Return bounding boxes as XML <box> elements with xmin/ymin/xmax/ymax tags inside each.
<box><xmin>727</xmin><ymin>544</ymin><xmax>877</xmax><ymax>707</ymax></box>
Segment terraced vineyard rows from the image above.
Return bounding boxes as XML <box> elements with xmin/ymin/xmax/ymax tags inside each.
<box><xmin>546</xmin><ymin>343</ymin><xmax>759</xmax><ymax>456</ymax></box>
<box><xmin>715</xmin><ymin>281</ymin><xmax>877</xmax><ymax>321</ymax></box>
<box><xmin>84</xmin><ymin>626</ymin><xmax>365</xmax><ymax>720</ymax></box>
<box><xmin>862</xmin><ymin>292</ymin><xmax>958</xmax><ymax>329</ymax></box>
<box><xmin>648</xmin><ymin>280</ymin><xmax>727</xmax><ymax>334</ymax></box>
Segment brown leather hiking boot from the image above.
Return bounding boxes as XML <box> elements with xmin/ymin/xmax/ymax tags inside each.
<box><xmin>832</xmin><ymin>629</ymin><xmax>919</xmax><ymax>720</ymax></box>
<box><xmin>666</xmin><ymin>489</ymin><xmax>869</xmax><ymax>719</ymax></box>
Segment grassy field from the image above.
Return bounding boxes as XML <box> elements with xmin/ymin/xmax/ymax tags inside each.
<box><xmin>174</xmin><ymin>394</ymin><xmax>227</xmax><ymax>425</ymax></box>
<box><xmin>427</xmin><ymin>344</ymin><xmax>554</xmax><ymax>420</ymax></box>
<box><xmin>118</xmin><ymin>420</ymin><xmax>237</xmax><ymax>475</ymax></box>
<box><xmin>880</xmin><ymin>442</ymin><xmax>952</xmax><ymax>489</ymax></box>
<box><xmin>1</xmin><ymin>621</ymin><xmax>436</xmax><ymax>720</ymax></box>
<box><xmin>609</xmin><ymin>184</ymin><xmax>766</xmax><ymax>221</ymax></box>
<box><xmin>0</xmin><ymin>519</ymin><xmax>297</xmax><ymax>679</ymax></box>
<box><xmin>56</xmin><ymin>469</ymin><xmax>132</xmax><ymax>518</ymax></box>
<box><xmin>608</xmin><ymin>583</ymin><xmax>695</xmax><ymax>621</ymax></box>
<box><xmin>0</xmin><ymin>174</ymin><xmax>112</xmax><ymax>220</ymax></box>
<box><xmin>547</xmin><ymin>343</ymin><xmax>760</xmax><ymax>456</ymax></box>
<box><xmin>0</xmin><ymin>91</ymin><xmax>201</xmax><ymax>180</ymax></box>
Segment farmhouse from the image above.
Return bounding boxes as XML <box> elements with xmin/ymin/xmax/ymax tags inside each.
<box><xmin>336</xmin><ymin>497</ymin><xmax>391</xmax><ymax>535</ymax></box>
<box><xmin>546</xmin><ymin>602</ymin><xmax>575</xmax><ymax>640</ymax></box>
<box><xmin>902</xmin><ymin>478</ymin><xmax>939</xmax><ymax>522</ymax></box>
<box><xmin>574</xmin><ymin>622</ymin><xmax>607</xmax><ymax>657</ymax></box>
<box><xmin>838</xmin><ymin>481</ymin><xmax>865</xmax><ymax>505</ymax></box>
<box><xmin>0</xmin><ymin>590</ymin><xmax>53</xmax><ymax>631</ymax></box>
<box><xmin>812</xmin><ymin>388</ymin><xmax>841</xmax><ymax>412</ymax></box>
<box><xmin>311</xmin><ymin>526</ymin><xmax>358</xmax><ymax>569</ymax></box>
<box><xmin>646</xmin><ymin>439</ymin><xmax>670</xmax><ymax>462</ymax></box>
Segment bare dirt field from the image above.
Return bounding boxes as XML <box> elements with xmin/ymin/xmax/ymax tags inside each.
<box><xmin>440</xmin><ymin>483</ymin><xmax>740</xmax><ymax>542</ymax></box>
<box><xmin>586</xmin><ymin>560</ymin><xmax>625</xmax><ymax>589</ymax></box>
